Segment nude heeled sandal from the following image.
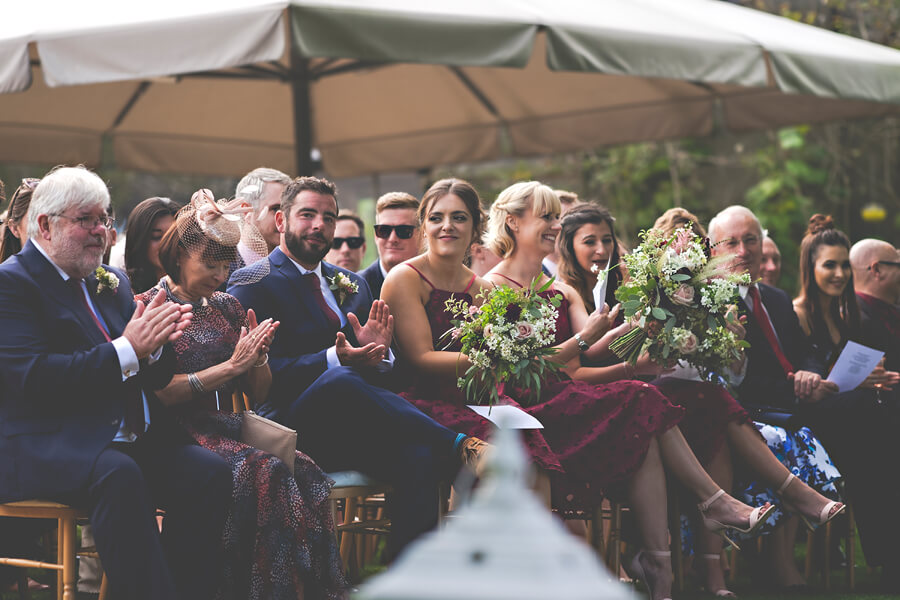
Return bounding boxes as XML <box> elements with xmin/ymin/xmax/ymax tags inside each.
<box><xmin>777</xmin><ymin>472</ymin><xmax>845</xmax><ymax>532</ymax></box>
<box><xmin>630</xmin><ymin>550</ymin><xmax>673</xmax><ymax>600</ymax></box>
<box><xmin>701</xmin><ymin>554</ymin><xmax>737</xmax><ymax>598</ymax></box>
<box><xmin>698</xmin><ymin>489</ymin><xmax>775</xmax><ymax>551</ymax></box>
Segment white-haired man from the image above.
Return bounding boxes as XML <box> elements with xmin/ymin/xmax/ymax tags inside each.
<box><xmin>0</xmin><ymin>166</ymin><xmax>231</xmax><ymax>600</ymax></box>
<box><xmin>235</xmin><ymin>167</ymin><xmax>292</xmax><ymax>258</ymax></box>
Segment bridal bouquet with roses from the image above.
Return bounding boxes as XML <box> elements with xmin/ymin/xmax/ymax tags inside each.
<box><xmin>610</xmin><ymin>225</ymin><xmax>751</xmax><ymax>383</ymax></box>
<box><xmin>441</xmin><ymin>279</ymin><xmax>561</xmax><ymax>407</ymax></box>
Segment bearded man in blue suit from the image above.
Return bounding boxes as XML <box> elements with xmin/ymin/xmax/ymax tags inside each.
<box><xmin>0</xmin><ymin>167</ymin><xmax>231</xmax><ymax>600</ymax></box>
<box><xmin>228</xmin><ymin>176</ymin><xmax>486</xmax><ymax>556</ymax></box>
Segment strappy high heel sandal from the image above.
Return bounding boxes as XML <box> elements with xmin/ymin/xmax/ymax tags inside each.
<box><xmin>630</xmin><ymin>550</ymin><xmax>673</xmax><ymax>600</ymax></box>
<box><xmin>698</xmin><ymin>489</ymin><xmax>775</xmax><ymax>551</ymax></box>
<box><xmin>777</xmin><ymin>473</ymin><xmax>845</xmax><ymax>532</ymax></box>
<box><xmin>701</xmin><ymin>554</ymin><xmax>737</xmax><ymax>598</ymax></box>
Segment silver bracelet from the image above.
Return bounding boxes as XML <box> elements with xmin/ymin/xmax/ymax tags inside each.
<box><xmin>574</xmin><ymin>332</ymin><xmax>590</xmax><ymax>352</ymax></box>
<box><xmin>252</xmin><ymin>353</ymin><xmax>269</xmax><ymax>368</ymax></box>
<box><xmin>188</xmin><ymin>372</ymin><xmax>205</xmax><ymax>394</ymax></box>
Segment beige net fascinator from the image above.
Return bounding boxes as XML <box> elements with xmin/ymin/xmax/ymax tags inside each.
<box><xmin>175</xmin><ymin>189</ymin><xmax>270</xmax><ymax>286</ymax></box>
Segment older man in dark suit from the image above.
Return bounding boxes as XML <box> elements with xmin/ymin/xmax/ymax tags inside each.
<box><xmin>710</xmin><ymin>206</ymin><xmax>900</xmax><ymax>591</ymax></box>
<box><xmin>0</xmin><ymin>167</ymin><xmax>231</xmax><ymax>600</ymax></box>
<box><xmin>229</xmin><ymin>176</ymin><xmax>486</xmax><ymax>556</ymax></box>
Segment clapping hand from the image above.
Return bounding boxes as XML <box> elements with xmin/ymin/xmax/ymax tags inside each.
<box><xmin>338</xmin><ymin>300</ymin><xmax>394</xmax><ymax>368</ymax></box>
<box><xmin>229</xmin><ymin>309</ymin><xmax>279</xmax><ymax>374</ymax></box>
<box><xmin>723</xmin><ymin>305</ymin><xmax>747</xmax><ymax>340</ymax></box>
<box><xmin>123</xmin><ymin>290</ymin><xmax>193</xmax><ymax>359</ymax></box>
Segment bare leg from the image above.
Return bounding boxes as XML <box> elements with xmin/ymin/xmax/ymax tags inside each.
<box><xmin>628</xmin><ymin>438</ymin><xmax>674</xmax><ymax>600</ymax></box>
<box><xmin>726</xmin><ymin>422</ymin><xmax>840</xmax><ymax>521</ymax></box>
<box><xmin>656</xmin><ymin>427</ymin><xmax>760</xmax><ymax>530</ymax></box>
<box><xmin>767</xmin><ymin>516</ymin><xmax>805</xmax><ymax>587</ymax></box>
<box><xmin>696</xmin><ymin>445</ymin><xmax>733</xmax><ymax>595</ymax></box>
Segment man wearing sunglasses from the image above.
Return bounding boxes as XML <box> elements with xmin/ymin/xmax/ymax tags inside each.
<box><xmin>325</xmin><ymin>211</ymin><xmax>366</xmax><ymax>272</ymax></box>
<box><xmin>360</xmin><ymin>192</ymin><xmax>421</xmax><ymax>298</ymax></box>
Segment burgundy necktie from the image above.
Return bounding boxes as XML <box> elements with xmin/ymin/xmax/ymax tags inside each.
<box><xmin>70</xmin><ymin>278</ymin><xmax>145</xmax><ymax>436</ymax></box>
<box><xmin>747</xmin><ymin>286</ymin><xmax>794</xmax><ymax>378</ymax></box>
<box><xmin>302</xmin><ymin>272</ymin><xmax>342</xmax><ymax>330</ymax></box>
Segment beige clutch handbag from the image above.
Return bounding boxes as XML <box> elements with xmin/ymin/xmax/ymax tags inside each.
<box><xmin>240</xmin><ymin>411</ymin><xmax>298</xmax><ymax>467</ymax></box>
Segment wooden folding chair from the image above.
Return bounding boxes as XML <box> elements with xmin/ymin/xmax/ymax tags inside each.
<box><xmin>0</xmin><ymin>500</ymin><xmax>99</xmax><ymax>600</ymax></box>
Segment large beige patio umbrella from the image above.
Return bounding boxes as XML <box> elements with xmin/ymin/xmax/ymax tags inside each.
<box><xmin>1</xmin><ymin>0</ymin><xmax>899</xmax><ymax>178</ymax></box>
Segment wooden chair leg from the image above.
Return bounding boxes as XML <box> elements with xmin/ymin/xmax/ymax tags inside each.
<box><xmin>668</xmin><ymin>492</ymin><xmax>684</xmax><ymax>592</ymax></box>
<box><xmin>339</xmin><ymin>497</ymin><xmax>359</xmax><ymax>571</ymax></box>
<box><xmin>56</xmin><ymin>518</ymin><xmax>64</xmax><ymax>600</ymax></box>
<box><xmin>99</xmin><ymin>572</ymin><xmax>109</xmax><ymax>600</ymax></box>
<box><xmin>847</xmin><ymin>506</ymin><xmax>856</xmax><ymax>591</ymax></box>
<box><xmin>60</xmin><ymin>516</ymin><xmax>76</xmax><ymax>600</ymax></box>
<box><xmin>804</xmin><ymin>529</ymin><xmax>814</xmax><ymax>582</ymax></box>
<box><xmin>823</xmin><ymin>521</ymin><xmax>832</xmax><ymax>591</ymax></box>
<box><xmin>609</xmin><ymin>503</ymin><xmax>622</xmax><ymax>577</ymax></box>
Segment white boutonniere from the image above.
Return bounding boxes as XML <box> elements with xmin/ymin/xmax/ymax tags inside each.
<box><xmin>95</xmin><ymin>266</ymin><xmax>119</xmax><ymax>294</ymax></box>
<box><xmin>327</xmin><ymin>272</ymin><xmax>359</xmax><ymax>305</ymax></box>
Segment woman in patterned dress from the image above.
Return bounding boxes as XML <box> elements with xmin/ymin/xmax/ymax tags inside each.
<box><xmin>135</xmin><ymin>192</ymin><xmax>346</xmax><ymax>600</ymax></box>
<box><xmin>384</xmin><ymin>178</ymin><xmax>773</xmax><ymax>600</ymax></box>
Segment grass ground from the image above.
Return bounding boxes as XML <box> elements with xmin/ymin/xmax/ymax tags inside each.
<box><xmin>2</xmin><ymin>532</ymin><xmax>894</xmax><ymax>599</ymax></box>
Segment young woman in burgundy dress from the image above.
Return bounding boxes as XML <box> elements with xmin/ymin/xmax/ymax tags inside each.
<box><xmin>384</xmin><ymin>178</ymin><xmax>772</xmax><ymax>600</ymax></box>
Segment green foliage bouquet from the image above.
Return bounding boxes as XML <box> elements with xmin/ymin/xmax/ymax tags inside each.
<box><xmin>442</xmin><ymin>279</ymin><xmax>561</xmax><ymax>407</ymax></box>
<box><xmin>610</xmin><ymin>225</ymin><xmax>751</xmax><ymax>383</ymax></box>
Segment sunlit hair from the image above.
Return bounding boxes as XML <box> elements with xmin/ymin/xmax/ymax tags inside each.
<box><xmin>558</xmin><ymin>204</ymin><xmax>622</xmax><ymax>312</ymax></box>
<box><xmin>234</xmin><ymin>167</ymin><xmax>291</xmax><ymax>212</ymax></box>
<box><xmin>1</xmin><ymin>178</ymin><xmax>38</xmax><ymax>262</ymax></box>
<box><xmin>654</xmin><ymin>207</ymin><xmax>707</xmax><ymax>238</ymax></box>
<box><xmin>27</xmin><ymin>166</ymin><xmax>110</xmax><ymax>240</ymax></box>
<box><xmin>376</xmin><ymin>191</ymin><xmax>419</xmax><ymax>215</ymax></box>
<box><xmin>486</xmin><ymin>181</ymin><xmax>560</xmax><ymax>259</ymax></box>
<box><xmin>124</xmin><ymin>197</ymin><xmax>181</xmax><ymax>294</ymax></box>
<box><xmin>707</xmin><ymin>205</ymin><xmax>762</xmax><ymax>245</ymax></box>
<box><xmin>281</xmin><ymin>176</ymin><xmax>338</xmax><ymax>214</ymax></box>
<box><xmin>797</xmin><ymin>214</ymin><xmax>859</xmax><ymax>336</ymax></box>
<box><xmin>418</xmin><ymin>178</ymin><xmax>485</xmax><ymax>245</ymax></box>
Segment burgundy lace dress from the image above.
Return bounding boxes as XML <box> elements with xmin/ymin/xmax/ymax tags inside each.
<box><xmin>398</xmin><ymin>267</ymin><xmax>684</xmax><ymax>510</ymax></box>
<box><xmin>136</xmin><ymin>285</ymin><xmax>346</xmax><ymax>600</ymax></box>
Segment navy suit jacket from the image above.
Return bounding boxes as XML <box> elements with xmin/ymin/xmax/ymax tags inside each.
<box><xmin>359</xmin><ymin>259</ymin><xmax>385</xmax><ymax>299</ymax></box>
<box><xmin>0</xmin><ymin>241</ymin><xmax>177</xmax><ymax>503</ymax></box>
<box><xmin>228</xmin><ymin>248</ymin><xmax>376</xmax><ymax>411</ymax></box>
<box><xmin>735</xmin><ymin>283</ymin><xmax>822</xmax><ymax>411</ymax></box>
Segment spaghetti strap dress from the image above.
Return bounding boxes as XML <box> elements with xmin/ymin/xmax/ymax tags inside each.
<box><xmin>399</xmin><ymin>267</ymin><xmax>684</xmax><ymax>510</ymax></box>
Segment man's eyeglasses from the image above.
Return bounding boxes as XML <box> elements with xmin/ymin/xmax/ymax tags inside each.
<box><xmin>51</xmin><ymin>214</ymin><xmax>115</xmax><ymax>230</ymax></box>
<box><xmin>373</xmin><ymin>224</ymin><xmax>416</xmax><ymax>240</ymax></box>
<box><xmin>873</xmin><ymin>260</ymin><xmax>900</xmax><ymax>269</ymax></box>
<box><xmin>21</xmin><ymin>178</ymin><xmax>40</xmax><ymax>190</ymax></box>
<box><xmin>332</xmin><ymin>236</ymin><xmax>365</xmax><ymax>250</ymax></box>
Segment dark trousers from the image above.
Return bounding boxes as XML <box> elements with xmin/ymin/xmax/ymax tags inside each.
<box><xmin>57</xmin><ymin>431</ymin><xmax>232</xmax><ymax>600</ymax></box>
<box><xmin>269</xmin><ymin>366</ymin><xmax>460</xmax><ymax>556</ymax></box>
<box><xmin>800</xmin><ymin>389</ymin><xmax>900</xmax><ymax>569</ymax></box>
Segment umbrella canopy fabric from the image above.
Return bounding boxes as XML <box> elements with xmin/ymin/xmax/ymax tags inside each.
<box><xmin>1</xmin><ymin>0</ymin><xmax>899</xmax><ymax>177</ymax></box>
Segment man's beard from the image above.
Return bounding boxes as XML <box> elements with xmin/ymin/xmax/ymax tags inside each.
<box><xmin>284</xmin><ymin>226</ymin><xmax>330</xmax><ymax>266</ymax></box>
<box><xmin>55</xmin><ymin>236</ymin><xmax>104</xmax><ymax>279</ymax></box>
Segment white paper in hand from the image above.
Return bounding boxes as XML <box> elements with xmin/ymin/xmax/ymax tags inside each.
<box><xmin>592</xmin><ymin>256</ymin><xmax>611</xmax><ymax>313</ymax></box>
<box><xmin>826</xmin><ymin>341</ymin><xmax>884</xmax><ymax>392</ymax></box>
<box><xmin>468</xmin><ymin>405</ymin><xmax>544</xmax><ymax>429</ymax></box>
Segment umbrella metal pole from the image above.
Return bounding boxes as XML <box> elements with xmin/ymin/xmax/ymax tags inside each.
<box><xmin>290</xmin><ymin>54</ymin><xmax>313</xmax><ymax>176</ymax></box>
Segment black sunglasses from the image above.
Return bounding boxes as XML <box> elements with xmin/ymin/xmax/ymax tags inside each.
<box><xmin>332</xmin><ymin>236</ymin><xmax>365</xmax><ymax>250</ymax></box>
<box><xmin>373</xmin><ymin>224</ymin><xmax>416</xmax><ymax>240</ymax></box>
<box><xmin>874</xmin><ymin>260</ymin><xmax>900</xmax><ymax>269</ymax></box>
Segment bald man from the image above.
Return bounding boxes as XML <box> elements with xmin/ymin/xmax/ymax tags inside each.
<box><xmin>760</xmin><ymin>235</ymin><xmax>782</xmax><ymax>288</ymax></box>
<box><xmin>851</xmin><ymin>239</ymin><xmax>900</xmax><ymax>374</ymax></box>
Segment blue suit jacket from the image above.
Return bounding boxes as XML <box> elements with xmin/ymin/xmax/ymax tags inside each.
<box><xmin>359</xmin><ymin>259</ymin><xmax>385</xmax><ymax>299</ymax></box>
<box><xmin>228</xmin><ymin>248</ymin><xmax>375</xmax><ymax>411</ymax></box>
<box><xmin>735</xmin><ymin>283</ymin><xmax>822</xmax><ymax>411</ymax></box>
<box><xmin>0</xmin><ymin>241</ymin><xmax>177</xmax><ymax>503</ymax></box>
